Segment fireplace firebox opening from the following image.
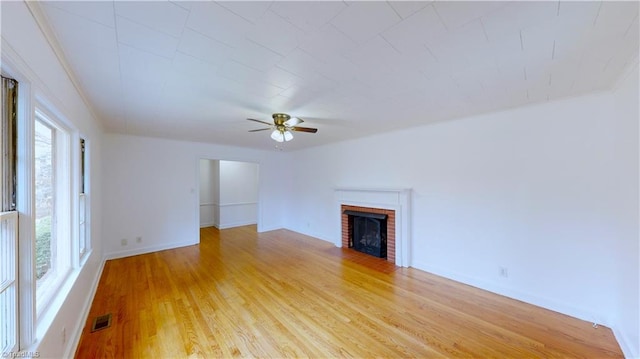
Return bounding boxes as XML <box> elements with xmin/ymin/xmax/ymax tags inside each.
<box><xmin>344</xmin><ymin>210</ymin><xmax>387</xmax><ymax>259</ymax></box>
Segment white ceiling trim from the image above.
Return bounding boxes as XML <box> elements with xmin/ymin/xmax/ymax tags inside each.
<box><xmin>25</xmin><ymin>1</ymin><xmax>106</xmax><ymax>131</ymax></box>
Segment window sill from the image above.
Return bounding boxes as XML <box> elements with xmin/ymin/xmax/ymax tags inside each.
<box><xmin>31</xmin><ymin>250</ymin><xmax>92</xmax><ymax>353</ymax></box>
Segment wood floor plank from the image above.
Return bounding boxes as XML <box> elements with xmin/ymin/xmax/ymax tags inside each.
<box><xmin>75</xmin><ymin>225</ymin><xmax>623</xmax><ymax>358</ymax></box>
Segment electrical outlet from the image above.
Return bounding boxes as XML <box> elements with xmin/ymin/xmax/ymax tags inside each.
<box><xmin>136</xmin><ymin>236</ymin><xmax>142</xmax><ymax>243</ymax></box>
<box><xmin>121</xmin><ymin>238</ymin><xmax>128</xmax><ymax>246</ymax></box>
<box><xmin>499</xmin><ymin>266</ymin><xmax>508</xmax><ymax>278</ymax></box>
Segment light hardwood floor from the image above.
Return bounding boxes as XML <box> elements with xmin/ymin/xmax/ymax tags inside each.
<box><xmin>75</xmin><ymin>225</ymin><xmax>623</xmax><ymax>358</ymax></box>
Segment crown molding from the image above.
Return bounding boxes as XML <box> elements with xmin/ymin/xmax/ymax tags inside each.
<box><xmin>611</xmin><ymin>53</ymin><xmax>639</xmax><ymax>94</ymax></box>
<box><xmin>24</xmin><ymin>1</ymin><xmax>106</xmax><ymax>131</ymax></box>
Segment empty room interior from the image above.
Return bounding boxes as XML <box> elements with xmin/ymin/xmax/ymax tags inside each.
<box><xmin>1</xmin><ymin>1</ymin><xmax>639</xmax><ymax>358</ymax></box>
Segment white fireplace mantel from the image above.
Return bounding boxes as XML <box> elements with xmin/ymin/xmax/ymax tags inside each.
<box><xmin>335</xmin><ymin>187</ymin><xmax>412</xmax><ymax>267</ymax></box>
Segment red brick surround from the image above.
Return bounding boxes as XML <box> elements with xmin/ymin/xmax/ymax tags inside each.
<box><xmin>341</xmin><ymin>205</ymin><xmax>396</xmax><ymax>264</ymax></box>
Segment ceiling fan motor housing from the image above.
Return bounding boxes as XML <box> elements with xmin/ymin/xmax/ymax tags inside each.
<box><xmin>272</xmin><ymin>113</ymin><xmax>290</xmax><ymax>126</ymax></box>
<box><xmin>246</xmin><ymin>113</ymin><xmax>317</xmax><ymax>142</ymax></box>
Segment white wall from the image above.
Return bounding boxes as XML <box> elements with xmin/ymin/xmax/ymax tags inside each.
<box><xmin>610</xmin><ymin>66</ymin><xmax>639</xmax><ymax>358</ymax></box>
<box><xmin>218</xmin><ymin>160</ymin><xmax>258</xmax><ymax>229</ymax></box>
<box><xmin>199</xmin><ymin>159</ymin><xmax>219</xmax><ymax>227</ymax></box>
<box><xmin>102</xmin><ymin>134</ymin><xmax>286</xmax><ymax>258</ymax></box>
<box><xmin>284</xmin><ymin>85</ymin><xmax>639</xmax><ymax>356</ymax></box>
<box><xmin>1</xmin><ymin>1</ymin><xmax>104</xmax><ymax>357</ymax></box>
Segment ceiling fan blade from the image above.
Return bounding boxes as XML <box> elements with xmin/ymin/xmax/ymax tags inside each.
<box><xmin>248</xmin><ymin>128</ymin><xmax>272</xmax><ymax>132</ymax></box>
<box><xmin>284</xmin><ymin>117</ymin><xmax>303</xmax><ymax>126</ymax></box>
<box><xmin>291</xmin><ymin>126</ymin><xmax>318</xmax><ymax>133</ymax></box>
<box><xmin>247</xmin><ymin>118</ymin><xmax>273</xmax><ymax>126</ymax></box>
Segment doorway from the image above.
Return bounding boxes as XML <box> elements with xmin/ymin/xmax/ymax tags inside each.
<box><xmin>198</xmin><ymin>159</ymin><xmax>259</xmax><ymax>230</ymax></box>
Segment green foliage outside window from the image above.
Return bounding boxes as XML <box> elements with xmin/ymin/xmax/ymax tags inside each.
<box><xmin>35</xmin><ymin>216</ymin><xmax>51</xmax><ymax>279</ymax></box>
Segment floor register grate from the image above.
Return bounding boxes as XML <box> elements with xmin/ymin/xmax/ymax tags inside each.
<box><xmin>91</xmin><ymin>313</ymin><xmax>112</xmax><ymax>332</ymax></box>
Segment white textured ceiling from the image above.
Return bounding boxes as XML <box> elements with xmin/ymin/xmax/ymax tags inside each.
<box><xmin>37</xmin><ymin>1</ymin><xmax>639</xmax><ymax>151</ymax></box>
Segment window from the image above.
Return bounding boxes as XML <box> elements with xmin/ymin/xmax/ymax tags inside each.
<box><xmin>78</xmin><ymin>138</ymin><xmax>88</xmax><ymax>259</ymax></box>
<box><xmin>1</xmin><ymin>78</ymin><xmax>17</xmax><ymax>212</ymax></box>
<box><xmin>34</xmin><ymin>110</ymin><xmax>71</xmax><ymax>316</ymax></box>
<box><xmin>34</xmin><ymin>119</ymin><xmax>54</xmax><ymax>284</ymax></box>
<box><xmin>3</xmin><ymin>55</ymin><xmax>91</xmax><ymax>353</ymax></box>
<box><xmin>1</xmin><ymin>76</ymin><xmax>18</xmax><ymax>354</ymax></box>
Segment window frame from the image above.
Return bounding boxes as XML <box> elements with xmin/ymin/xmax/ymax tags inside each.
<box><xmin>1</xmin><ymin>77</ymin><xmax>17</xmax><ymax>212</ymax></box>
<box><xmin>33</xmin><ymin>107</ymin><xmax>72</xmax><ymax>319</ymax></box>
<box><xmin>78</xmin><ymin>136</ymin><xmax>90</xmax><ymax>263</ymax></box>
<box><xmin>1</xmin><ymin>75</ymin><xmax>19</xmax><ymax>355</ymax></box>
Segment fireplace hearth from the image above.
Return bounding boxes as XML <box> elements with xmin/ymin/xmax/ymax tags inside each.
<box><xmin>344</xmin><ymin>210</ymin><xmax>387</xmax><ymax>259</ymax></box>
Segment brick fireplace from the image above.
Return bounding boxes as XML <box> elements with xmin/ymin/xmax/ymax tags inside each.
<box><xmin>341</xmin><ymin>205</ymin><xmax>396</xmax><ymax>263</ymax></box>
<box><xmin>335</xmin><ymin>188</ymin><xmax>411</xmax><ymax>267</ymax></box>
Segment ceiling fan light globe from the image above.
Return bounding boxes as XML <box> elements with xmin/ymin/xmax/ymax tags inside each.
<box><xmin>284</xmin><ymin>130</ymin><xmax>293</xmax><ymax>142</ymax></box>
<box><xmin>271</xmin><ymin>129</ymin><xmax>284</xmax><ymax>142</ymax></box>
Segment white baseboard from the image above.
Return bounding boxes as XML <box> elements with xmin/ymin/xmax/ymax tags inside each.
<box><xmin>199</xmin><ymin>221</ymin><xmax>215</xmax><ymax>228</ymax></box>
<box><xmin>104</xmin><ymin>240</ymin><xmax>198</xmax><ymax>260</ymax></box>
<box><xmin>412</xmin><ymin>260</ymin><xmax>606</xmax><ymax>327</ymax></box>
<box><xmin>63</xmin><ymin>254</ymin><xmax>106</xmax><ymax>359</ymax></box>
<box><xmin>217</xmin><ymin>220</ymin><xmax>257</xmax><ymax>230</ymax></box>
<box><xmin>305</xmin><ymin>231</ymin><xmax>335</xmax><ymax>246</ymax></box>
<box><xmin>283</xmin><ymin>226</ymin><xmax>337</xmax><ymax>246</ymax></box>
<box><xmin>257</xmin><ymin>223</ymin><xmax>283</xmax><ymax>232</ymax></box>
<box><xmin>613</xmin><ymin>326</ymin><xmax>639</xmax><ymax>359</ymax></box>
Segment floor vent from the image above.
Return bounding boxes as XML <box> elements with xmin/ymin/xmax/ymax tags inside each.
<box><xmin>91</xmin><ymin>313</ymin><xmax>112</xmax><ymax>332</ymax></box>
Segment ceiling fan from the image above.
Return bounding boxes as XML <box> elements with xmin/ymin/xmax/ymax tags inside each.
<box><xmin>247</xmin><ymin>113</ymin><xmax>318</xmax><ymax>142</ymax></box>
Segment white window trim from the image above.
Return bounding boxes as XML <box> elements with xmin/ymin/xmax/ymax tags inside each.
<box><xmin>1</xmin><ymin>75</ymin><xmax>20</xmax><ymax>355</ymax></box>
<box><xmin>9</xmin><ymin>61</ymin><xmax>37</xmax><ymax>350</ymax></box>
<box><xmin>33</xmin><ymin>108</ymin><xmax>73</xmax><ymax>319</ymax></box>
<box><xmin>0</xmin><ymin>211</ymin><xmax>19</xmax><ymax>354</ymax></box>
<box><xmin>77</xmin><ymin>136</ymin><xmax>90</xmax><ymax>265</ymax></box>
